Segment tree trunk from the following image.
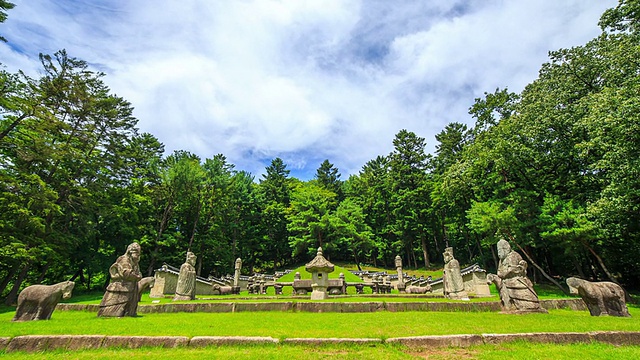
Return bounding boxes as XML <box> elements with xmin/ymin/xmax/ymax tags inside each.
<box><xmin>571</xmin><ymin>255</ymin><xmax>586</xmax><ymax>279</ymax></box>
<box><xmin>4</xmin><ymin>263</ymin><xmax>30</xmax><ymax>306</ymax></box>
<box><xmin>0</xmin><ymin>264</ymin><xmax>19</xmax><ymax>296</ymax></box>
<box><xmin>421</xmin><ymin>236</ymin><xmax>430</xmax><ymax>268</ymax></box>
<box><xmin>508</xmin><ymin>236</ymin><xmax>569</xmax><ymax>295</ymax></box>
<box><xmin>580</xmin><ymin>240</ymin><xmax>617</xmax><ymax>283</ymax></box>
<box><xmin>36</xmin><ymin>263</ymin><xmax>51</xmax><ymax>283</ymax></box>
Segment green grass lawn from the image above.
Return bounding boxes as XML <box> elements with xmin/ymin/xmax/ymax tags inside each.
<box><xmin>2</xmin><ymin>306</ymin><xmax>639</xmax><ymax>338</ymax></box>
<box><xmin>2</xmin><ymin>293</ymin><xmax>639</xmax><ymax>359</ymax></box>
<box><xmin>2</xmin><ymin>342</ymin><xmax>640</xmax><ymax>360</ymax></box>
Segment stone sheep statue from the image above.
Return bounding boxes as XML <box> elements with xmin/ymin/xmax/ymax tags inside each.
<box><xmin>406</xmin><ymin>285</ymin><xmax>431</xmax><ymax>294</ymax></box>
<box><xmin>137</xmin><ymin>276</ymin><xmax>155</xmax><ymax>302</ymax></box>
<box><xmin>212</xmin><ymin>284</ymin><xmax>233</xmax><ymax>295</ymax></box>
<box><xmin>13</xmin><ymin>281</ymin><xmax>75</xmax><ymax>321</ymax></box>
<box><xmin>566</xmin><ymin>277</ymin><xmax>631</xmax><ymax>317</ymax></box>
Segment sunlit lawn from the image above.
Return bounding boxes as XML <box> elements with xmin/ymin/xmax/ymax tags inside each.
<box><xmin>2</xmin><ymin>305</ymin><xmax>639</xmax><ymax>339</ymax></box>
<box><xmin>1</xmin><ymin>338</ymin><xmax>640</xmax><ymax>360</ymax></box>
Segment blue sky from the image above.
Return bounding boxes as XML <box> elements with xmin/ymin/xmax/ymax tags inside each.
<box><xmin>0</xmin><ymin>0</ymin><xmax>616</xmax><ymax>180</ymax></box>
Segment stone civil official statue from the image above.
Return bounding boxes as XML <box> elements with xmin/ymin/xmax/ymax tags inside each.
<box><xmin>442</xmin><ymin>247</ymin><xmax>469</xmax><ymax>300</ymax></box>
<box><xmin>173</xmin><ymin>251</ymin><xmax>197</xmax><ymax>301</ymax></box>
<box><xmin>98</xmin><ymin>242</ymin><xmax>142</xmax><ymax>317</ymax></box>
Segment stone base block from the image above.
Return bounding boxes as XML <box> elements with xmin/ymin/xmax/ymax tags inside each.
<box><xmin>189</xmin><ymin>336</ymin><xmax>279</xmax><ymax>347</ymax></box>
<box><xmin>386</xmin><ymin>334</ymin><xmax>484</xmax><ymax>348</ymax></box>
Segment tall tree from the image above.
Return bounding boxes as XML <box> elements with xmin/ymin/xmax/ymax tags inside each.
<box><xmin>315</xmin><ymin>159</ymin><xmax>343</xmax><ymax>201</ymax></box>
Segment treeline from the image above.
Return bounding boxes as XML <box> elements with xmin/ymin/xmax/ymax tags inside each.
<box><xmin>1</xmin><ymin>1</ymin><xmax>640</xmax><ymax>302</ymax></box>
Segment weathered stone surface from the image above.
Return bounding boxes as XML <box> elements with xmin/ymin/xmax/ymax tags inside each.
<box><xmin>385</xmin><ymin>301</ymin><xmax>500</xmax><ymax>312</ymax></box>
<box><xmin>173</xmin><ymin>252</ymin><xmax>197</xmax><ymax>301</ymax></box>
<box><xmin>483</xmin><ymin>332</ymin><xmax>591</xmax><ymax>345</ymax></box>
<box><xmin>283</xmin><ymin>338</ymin><xmax>381</xmax><ymax>345</ymax></box>
<box><xmin>6</xmin><ymin>335</ymin><xmax>49</xmax><ymax>352</ymax></box>
<box><xmin>234</xmin><ymin>302</ymin><xmax>293</xmax><ymax>312</ymax></box>
<box><xmin>443</xmin><ymin>247</ymin><xmax>469</xmax><ymax>300</ymax></box>
<box><xmin>55</xmin><ymin>303</ymin><xmax>100</xmax><ymax>312</ymax></box>
<box><xmin>98</xmin><ymin>242</ymin><xmax>142</xmax><ymax>317</ymax></box>
<box><xmin>541</xmin><ymin>299</ymin><xmax>587</xmax><ymax>311</ymax></box>
<box><xmin>386</xmin><ymin>334</ymin><xmax>484</xmax><ymax>348</ymax></box>
<box><xmin>102</xmin><ymin>336</ymin><xmax>188</xmax><ymax>349</ymax></box>
<box><xmin>211</xmin><ymin>284</ymin><xmax>233</xmax><ymax>295</ymax></box>
<box><xmin>305</xmin><ymin>247</ymin><xmax>334</xmax><ymax>300</ymax></box>
<box><xmin>590</xmin><ymin>331</ymin><xmax>640</xmax><ymax>345</ymax></box>
<box><xmin>189</xmin><ymin>336</ymin><xmax>279</xmax><ymax>347</ymax></box>
<box><xmin>567</xmin><ymin>277</ymin><xmax>631</xmax><ymax>317</ymax></box>
<box><xmin>66</xmin><ymin>335</ymin><xmax>106</xmax><ymax>350</ymax></box>
<box><xmin>137</xmin><ymin>277</ymin><xmax>155</xmax><ymax>302</ymax></box>
<box><xmin>487</xmin><ymin>239</ymin><xmax>547</xmax><ymax>314</ymax></box>
<box><xmin>12</xmin><ymin>281</ymin><xmax>75</xmax><ymax>321</ymax></box>
<box><xmin>295</xmin><ymin>302</ymin><xmax>384</xmax><ymax>313</ymax></box>
<box><xmin>0</xmin><ymin>337</ymin><xmax>9</xmax><ymax>351</ymax></box>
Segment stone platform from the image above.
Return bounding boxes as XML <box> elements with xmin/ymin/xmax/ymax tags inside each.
<box><xmin>3</xmin><ymin>331</ymin><xmax>640</xmax><ymax>353</ymax></box>
<box><xmin>56</xmin><ymin>298</ymin><xmax>587</xmax><ymax>313</ymax></box>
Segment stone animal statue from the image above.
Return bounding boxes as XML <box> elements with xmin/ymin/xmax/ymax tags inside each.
<box><xmin>211</xmin><ymin>284</ymin><xmax>233</xmax><ymax>295</ymax></box>
<box><xmin>406</xmin><ymin>285</ymin><xmax>431</xmax><ymax>294</ymax></box>
<box><xmin>137</xmin><ymin>276</ymin><xmax>155</xmax><ymax>302</ymax></box>
<box><xmin>13</xmin><ymin>281</ymin><xmax>75</xmax><ymax>321</ymax></box>
<box><xmin>566</xmin><ymin>277</ymin><xmax>631</xmax><ymax>317</ymax></box>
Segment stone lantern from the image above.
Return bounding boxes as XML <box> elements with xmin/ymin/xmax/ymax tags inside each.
<box><xmin>305</xmin><ymin>247</ymin><xmax>335</xmax><ymax>300</ymax></box>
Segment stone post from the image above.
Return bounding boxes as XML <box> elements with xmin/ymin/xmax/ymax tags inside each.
<box><xmin>233</xmin><ymin>258</ymin><xmax>242</xmax><ymax>294</ymax></box>
<box><xmin>395</xmin><ymin>255</ymin><xmax>405</xmax><ymax>293</ymax></box>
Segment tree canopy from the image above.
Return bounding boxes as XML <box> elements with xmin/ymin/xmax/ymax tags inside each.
<box><xmin>1</xmin><ymin>1</ymin><xmax>639</xmax><ymax>300</ymax></box>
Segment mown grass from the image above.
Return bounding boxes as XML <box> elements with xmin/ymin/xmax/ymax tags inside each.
<box><xmin>276</xmin><ymin>265</ymin><xmax>364</xmax><ymax>283</ymax></box>
<box><xmin>2</xmin><ymin>306</ymin><xmax>639</xmax><ymax>338</ymax></box>
<box><xmin>2</xmin><ymin>341</ymin><xmax>640</xmax><ymax>359</ymax></box>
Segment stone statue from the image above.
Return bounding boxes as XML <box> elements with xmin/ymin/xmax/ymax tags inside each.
<box><xmin>487</xmin><ymin>239</ymin><xmax>547</xmax><ymax>313</ymax></box>
<box><xmin>13</xmin><ymin>281</ymin><xmax>75</xmax><ymax>321</ymax></box>
<box><xmin>98</xmin><ymin>242</ymin><xmax>142</xmax><ymax>317</ymax></box>
<box><xmin>211</xmin><ymin>284</ymin><xmax>233</xmax><ymax>295</ymax></box>
<box><xmin>442</xmin><ymin>247</ymin><xmax>469</xmax><ymax>300</ymax></box>
<box><xmin>566</xmin><ymin>277</ymin><xmax>631</xmax><ymax>317</ymax></box>
<box><xmin>137</xmin><ymin>276</ymin><xmax>155</xmax><ymax>302</ymax></box>
<box><xmin>173</xmin><ymin>251</ymin><xmax>197</xmax><ymax>301</ymax></box>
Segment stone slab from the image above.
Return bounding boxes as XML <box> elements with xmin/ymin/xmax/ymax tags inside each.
<box><xmin>483</xmin><ymin>332</ymin><xmax>591</xmax><ymax>345</ymax></box>
<box><xmin>283</xmin><ymin>338</ymin><xmax>381</xmax><ymax>345</ymax></box>
<box><xmin>590</xmin><ymin>331</ymin><xmax>640</xmax><ymax>345</ymax></box>
<box><xmin>386</xmin><ymin>334</ymin><xmax>484</xmax><ymax>348</ymax></box>
<box><xmin>295</xmin><ymin>302</ymin><xmax>384</xmax><ymax>313</ymax></box>
<box><xmin>233</xmin><ymin>302</ymin><xmax>293</xmax><ymax>312</ymax></box>
<box><xmin>66</xmin><ymin>335</ymin><xmax>106</xmax><ymax>350</ymax></box>
<box><xmin>102</xmin><ymin>336</ymin><xmax>189</xmax><ymax>349</ymax></box>
<box><xmin>5</xmin><ymin>335</ymin><xmax>50</xmax><ymax>353</ymax></box>
<box><xmin>139</xmin><ymin>303</ymin><xmax>235</xmax><ymax>313</ymax></box>
<box><xmin>0</xmin><ymin>337</ymin><xmax>9</xmax><ymax>351</ymax></box>
<box><xmin>189</xmin><ymin>336</ymin><xmax>279</xmax><ymax>347</ymax></box>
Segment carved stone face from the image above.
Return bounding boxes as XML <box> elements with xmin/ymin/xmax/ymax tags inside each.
<box><xmin>497</xmin><ymin>240</ymin><xmax>510</xmax><ymax>260</ymax></box>
<box><xmin>187</xmin><ymin>252</ymin><xmax>196</xmax><ymax>266</ymax></box>
<box><xmin>128</xmin><ymin>243</ymin><xmax>141</xmax><ymax>263</ymax></box>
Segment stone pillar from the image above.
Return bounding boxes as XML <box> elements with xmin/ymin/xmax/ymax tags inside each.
<box><xmin>395</xmin><ymin>255</ymin><xmax>405</xmax><ymax>293</ymax></box>
<box><xmin>233</xmin><ymin>258</ymin><xmax>242</xmax><ymax>294</ymax></box>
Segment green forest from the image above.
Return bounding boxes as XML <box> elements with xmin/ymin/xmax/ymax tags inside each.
<box><xmin>1</xmin><ymin>1</ymin><xmax>639</xmax><ymax>305</ymax></box>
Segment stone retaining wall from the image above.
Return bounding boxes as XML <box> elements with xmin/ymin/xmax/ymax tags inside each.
<box><xmin>55</xmin><ymin>298</ymin><xmax>587</xmax><ymax>313</ymax></box>
<box><xmin>3</xmin><ymin>331</ymin><xmax>639</xmax><ymax>353</ymax></box>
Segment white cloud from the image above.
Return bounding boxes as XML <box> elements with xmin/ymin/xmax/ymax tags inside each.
<box><xmin>0</xmin><ymin>0</ymin><xmax>616</xmax><ymax>179</ymax></box>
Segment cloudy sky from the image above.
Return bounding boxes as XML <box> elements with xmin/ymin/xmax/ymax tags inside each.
<box><xmin>0</xmin><ymin>0</ymin><xmax>616</xmax><ymax>180</ymax></box>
